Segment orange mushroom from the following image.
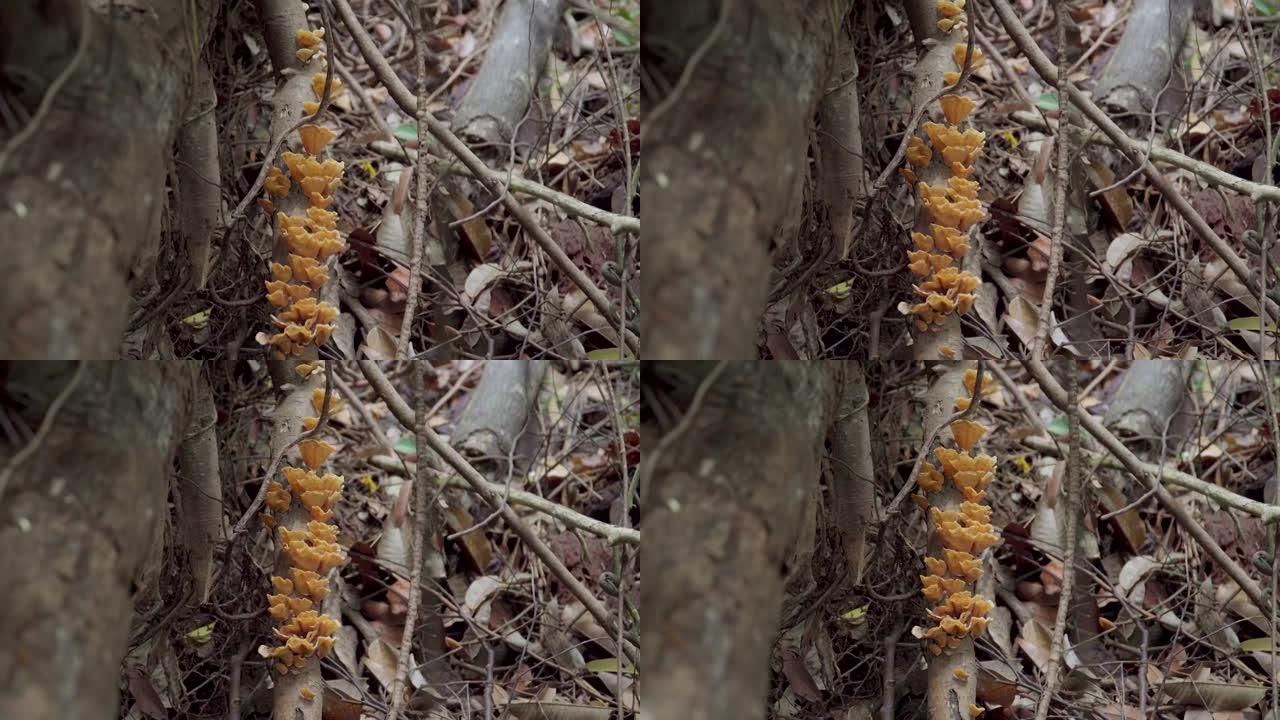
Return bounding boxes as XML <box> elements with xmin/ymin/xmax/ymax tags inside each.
<box><xmin>940</xmin><ymin>93</ymin><xmax>977</xmax><ymax>124</ymax></box>
<box><xmin>299</xmin><ymin>124</ymin><xmax>337</xmax><ymax>156</ymax></box>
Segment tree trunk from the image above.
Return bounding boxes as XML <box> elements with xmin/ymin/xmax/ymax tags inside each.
<box><xmin>0</xmin><ymin>0</ymin><xmax>211</xmax><ymax>358</ymax></box>
<box><xmin>643</xmin><ymin>1</ymin><xmax>850</xmax><ymax>358</ymax></box>
<box><xmin>1102</xmin><ymin>359</ymin><xmax>1190</xmax><ymax>444</ymax></box>
<box><xmin>452</xmin><ymin>0</ymin><xmax>565</xmax><ymax>144</ymax></box>
<box><xmin>644</xmin><ymin>361</ymin><xmax>834</xmax><ymax>720</ymax></box>
<box><xmin>451</xmin><ymin>359</ymin><xmax>547</xmax><ymax>464</ymax></box>
<box><xmin>828</xmin><ymin>362</ymin><xmax>874</xmax><ymax>583</ymax></box>
<box><xmin>1092</xmin><ymin>0</ymin><xmax>1194</xmax><ymax>118</ymax></box>
<box><xmin>819</xmin><ymin>29</ymin><xmax>866</xmax><ymax>260</ymax></box>
<box><xmin>0</xmin><ymin>361</ymin><xmax>192</xmax><ymax>720</ymax></box>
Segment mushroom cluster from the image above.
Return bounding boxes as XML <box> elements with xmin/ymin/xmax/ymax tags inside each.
<box><xmin>258</xmin><ymin>24</ymin><xmax>346</xmax><ymax>360</ymax></box>
<box><xmin>259</xmin><ymin>378</ymin><xmax>346</xmax><ymax>676</ymax></box>
<box><xmin>912</xmin><ymin>369</ymin><xmax>998</xmax><ymax>668</ymax></box>
<box><xmin>901</xmin><ymin>0</ymin><xmax>989</xmax><ymax>336</ymax></box>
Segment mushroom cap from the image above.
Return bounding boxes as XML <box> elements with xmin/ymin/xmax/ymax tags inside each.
<box><xmin>265</xmin><ymin>166</ymin><xmax>291</xmax><ymax>197</ymax></box>
<box><xmin>953</xmin><ymin>44</ymin><xmax>986</xmax><ymax>70</ymax></box>
<box><xmin>906</xmin><ymin>135</ymin><xmax>933</xmax><ymax>167</ymax></box>
<box><xmin>950</xmin><ymin>419</ymin><xmax>987</xmax><ymax>451</ymax></box>
<box><xmin>937</xmin><ymin>0</ymin><xmax>966</xmax><ymax>18</ymax></box>
<box><xmin>919</xmin><ymin>462</ymin><xmax>945</xmax><ymax>493</ymax></box>
<box><xmin>312</xmin><ymin>73</ymin><xmax>344</xmax><ymax>99</ymax></box>
<box><xmin>297</xmin><ymin>437</ymin><xmax>336</xmax><ymax>472</ymax></box>
<box><xmin>940</xmin><ymin>93</ymin><xmax>977</xmax><ymax>125</ymax></box>
<box><xmin>296</xmin><ymin>28</ymin><xmax>325</xmax><ymax>48</ymax></box>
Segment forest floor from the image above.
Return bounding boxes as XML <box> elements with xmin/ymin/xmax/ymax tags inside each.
<box><xmin>120</xmin><ymin>361</ymin><xmax>639</xmax><ymax>719</ymax></box>
<box><xmin>180</xmin><ymin>0</ymin><xmax>638</xmax><ymax>360</ymax></box>
<box><xmin>764</xmin><ymin>359</ymin><xmax>1280</xmax><ymax>720</ymax></box>
<box><xmin>783</xmin><ymin>0</ymin><xmax>1280</xmax><ymax>359</ymax></box>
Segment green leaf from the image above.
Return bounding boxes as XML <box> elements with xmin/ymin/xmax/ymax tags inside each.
<box><xmin>1228</xmin><ymin>316</ymin><xmax>1278</xmax><ymax>332</ymax></box>
<box><xmin>586</xmin><ymin>347</ymin><xmax>634</xmax><ymax>360</ymax></box>
<box><xmin>1036</xmin><ymin>92</ymin><xmax>1060</xmax><ymax>111</ymax></box>
<box><xmin>840</xmin><ymin>604</ymin><xmax>869</xmax><ymax>626</ymax></box>
<box><xmin>182</xmin><ymin>308</ymin><xmax>211</xmax><ymax>329</ymax></box>
<box><xmin>1047</xmin><ymin>414</ymin><xmax>1070</xmax><ymax>436</ymax></box>
<box><xmin>186</xmin><ymin>621</ymin><xmax>215</xmax><ymax>643</ymax></box>
<box><xmin>394</xmin><ymin>435</ymin><xmax>417</xmax><ymax>454</ymax></box>
<box><xmin>1239</xmin><ymin>637</ymin><xmax>1275</xmax><ymax>652</ymax></box>
<box><xmin>585</xmin><ymin>657</ymin><xmax>636</xmax><ymax>675</ymax></box>
<box><xmin>393</xmin><ymin>121</ymin><xmax>418</xmax><ymax>141</ymax></box>
<box><xmin>1257</xmin><ymin>0</ymin><xmax>1278</xmax><ymax>17</ymax></box>
<box><xmin>825</xmin><ymin>280</ymin><xmax>852</xmax><ymax>300</ymax></box>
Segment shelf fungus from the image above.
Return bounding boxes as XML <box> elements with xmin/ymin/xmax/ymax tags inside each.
<box><xmin>900</xmin><ymin>2</ymin><xmax>990</xmax><ymax>343</ymax></box>
<box><xmin>256</xmin><ymin>26</ymin><xmax>347</xmax><ymax>361</ymax></box>
<box><xmin>913</xmin><ymin>368</ymin><xmax>999</xmax><ymax>661</ymax></box>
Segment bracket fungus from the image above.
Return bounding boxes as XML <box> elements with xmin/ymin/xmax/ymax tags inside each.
<box><xmin>901</xmin><ymin>7</ymin><xmax>990</xmax><ymax>342</ymax></box>
<box><xmin>914</xmin><ymin>369</ymin><xmax>999</xmax><ymax>660</ymax></box>
<box><xmin>256</xmin><ymin>26</ymin><xmax>347</xmax><ymax>361</ymax></box>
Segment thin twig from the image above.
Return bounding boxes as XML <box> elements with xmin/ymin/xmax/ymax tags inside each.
<box><xmin>988</xmin><ymin>0</ymin><xmax>1279</xmax><ymax>326</ymax></box>
<box><xmin>398</xmin><ymin>1</ymin><xmax>432</xmax><ymax>359</ymax></box>
<box><xmin>367</xmin><ymin>455</ymin><xmax>639</xmax><ymax>544</ymax></box>
<box><xmin>358</xmin><ymin>360</ymin><xmax>639</xmax><ymax>665</ymax></box>
<box><xmin>1033</xmin><ymin>362</ymin><xmax>1081</xmax><ymax>720</ymax></box>
<box><xmin>883</xmin><ymin>360</ymin><xmax>986</xmax><ymax>520</ymax></box>
<box><xmin>1020</xmin><ymin>435</ymin><xmax>1280</xmax><ymax>522</ymax></box>
<box><xmin>0</xmin><ymin>0</ymin><xmax>91</xmax><ymax>176</ymax></box>
<box><xmin>645</xmin><ymin>0</ymin><xmax>734</xmax><ymax>132</ymax></box>
<box><xmin>1024</xmin><ymin>356</ymin><xmax>1268</xmax><ymax>611</ymax></box>
<box><xmin>331</xmin><ymin>0</ymin><xmax>639</xmax><ymax>355</ymax></box>
<box><xmin>371</xmin><ymin>140</ymin><xmax>639</xmax><ymax>233</ymax></box>
<box><xmin>0</xmin><ymin>361</ymin><xmax>88</xmax><ymax>501</ymax></box>
<box><xmin>640</xmin><ymin>361</ymin><xmax>728</xmax><ymax>496</ymax></box>
<box><xmin>385</xmin><ymin>363</ymin><xmax>430</xmax><ymax>720</ymax></box>
<box><xmin>1032</xmin><ymin>6</ymin><xmax>1070</xmax><ymax>360</ymax></box>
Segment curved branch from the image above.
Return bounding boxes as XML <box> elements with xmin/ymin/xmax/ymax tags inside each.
<box><xmin>330</xmin><ymin>0</ymin><xmax>638</xmax><ymax>356</ymax></box>
<box><xmin>358</xmin><ymin>360</ymin><xmax>639</xmax><ymax>664</ymax></box>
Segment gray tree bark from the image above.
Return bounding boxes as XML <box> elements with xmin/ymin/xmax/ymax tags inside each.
<box><xmin>643</xmin><ymin>0</ymin><xmax>853</xmax><ymax>358</ymax></box>
<box><xmin>452</xmin><ymin>0</ymin><xmax>565</xmax><ymax>145</ymax></box>
<box><xmin>0</xmin><ymin>0</ymin><xmax>213</xmax><ymax>358</ymax></box>
<box><xmin>1102</xmin><ymin>359</ymin><xmax>1191</xmax><ymax>444</ymax></box>
<box><xmin>451</xmin><ymin>360</ymin><xmax>548</xmax><ymax>464</ymax></box>
<box><xmin>644</xmin><ymin>362</ymin><xmax>835</xmax><ymax>720</ymax></box>
<box><xmin>0</xmin><ymin>361</ymin><xmax>193</xmax><ymax>720</ymax></box>
<box><xmin>1092</xmin><ymin>0</ymin><xmax>1194</xmax><ymax>118</ymax></box>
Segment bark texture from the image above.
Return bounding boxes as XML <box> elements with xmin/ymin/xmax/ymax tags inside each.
<box><xmin>178</xmin><ymin>368</ymin><xmax>222</xmax><ymax>605</ymax></box>
<box><xmin>819</xmin><ymin>28</ymin><xmax>866</xmax><ymax>259</ymax></box>
<box><xmin>175</xmin><ymin>59</ymin><xmax>222</xmax><ymax>290</ymax></box>
<box><xmin>0</xmin><ymin>0</ymin><xmax>209</xmax><ymax>358</ymax></box>
<box><xmin>643</xmin><ymin>0</ymin><xmax>849</xmax><ymax>358</ymax></box>
<box><xmin>644</xmin><ymin>362</ymin><xmax>834</xmax><ymax>720</ymax></box>
<box><xmin>451</xmin><ymin>360</ymin><xmax>547</xmax><ymax>463</ymax></box>
<box><xmin>921</xmin><ymin>363</ymin><xmax>978</xmax><ymax>720</ymax></box>
<box><xmin>0</xmin><ymin>361</ymin><xmax>192</xmax><ymax>720</ymax></box>
<box><xmin>1092</xmin><ymin>0</ymin><xmax>1194</xmax><ymax>117</ymax></box>
<box><xmin>828</xmin><ymin>362</ymin><xmax>874</xmax><ymax>583</ymax></box>
<box><xmin>1101</xmin><ymin>359</ymin><xmax>1190</xmax><ymax>443</ymax></box>
<box><xmin>452</xmin><ymin>0</ymin><xmax>565</xmax><ymax>144</ymax></box>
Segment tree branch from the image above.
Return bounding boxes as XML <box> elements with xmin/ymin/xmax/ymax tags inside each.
<box><xmin>1024</xmin><ymin>356</ymin><xmax>1268</xmax><ymax>612</ymax></box>
<box><xmin>330</xmin><ymin>0</ymin><xmax>638</xmax><ymax>356</ymax></box>
<box><xmin>358</xmin><ymin>360</ymin><xmax>639</xmax><ymax>665</ymax></box>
